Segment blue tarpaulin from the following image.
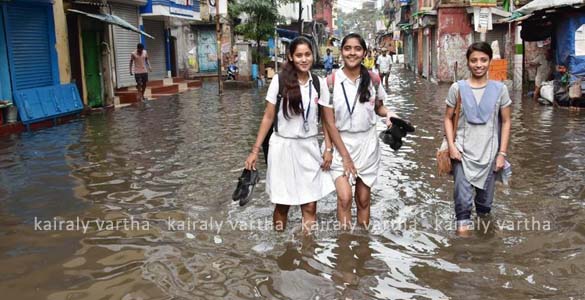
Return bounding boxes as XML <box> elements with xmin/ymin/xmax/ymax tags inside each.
<box><xmin>276</xmin><ymin>28</ymin><xmax>299</xmax><ymax>40</ymax></box>
<box><xmin>555</xmin><ymin>12</ymin><xmax>585</xmax><ymax>76</ymax></box>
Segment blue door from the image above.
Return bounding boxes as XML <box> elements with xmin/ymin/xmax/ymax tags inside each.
<box><xmin>197</xmin><ymin>29</ymin><xmax>218</xmax><ymax>73</ymax></box>
<box><xmin>0</xmin><ymin>8</ymin><xmax>11</xmax><ymax>102</ymax></box>
<box><xmin>3</xmin><ymin>2</ymin><xmax>59</xmax><ymax>91</ymax></box>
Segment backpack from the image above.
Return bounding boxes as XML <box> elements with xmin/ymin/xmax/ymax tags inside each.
<box><xmin>326</xmin><ymin>70</ymin><xmax>381</xmax><ymax>104</ymax></box>
<box><xmin>261</xmin><ymin>72</ymin><xmax>321</xmax><ymax>163</ymax></box>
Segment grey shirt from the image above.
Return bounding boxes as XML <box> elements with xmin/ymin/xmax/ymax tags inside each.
<box><xmin>446</xmin><ymin>81</ymin><xmax>512</xmax><ymax>188</ymax></box>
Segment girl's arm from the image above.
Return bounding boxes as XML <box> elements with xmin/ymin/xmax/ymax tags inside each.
<box><xmin>321</xmin><ymin>107</ymin><xmax>357</xmax><ymax>176</ymax></box>
<box><xmin>245</xmin><ymin>103</ymin><xmax>276</xmax><ymax>170</ymax></box>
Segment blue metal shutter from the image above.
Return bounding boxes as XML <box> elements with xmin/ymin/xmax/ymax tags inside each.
<box><xmin>4</xmin><ymin>4</ymin><xmax>57</xmax><ymax>91</ymax></box>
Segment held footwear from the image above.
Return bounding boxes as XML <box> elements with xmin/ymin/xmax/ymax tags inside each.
<box><xmin>239</xmin><ymin>170</ymin><xmax>259</xmax><ymax>206</ymax></box>
<box><xmin>232</xmin><ymin>169</ymin><xmax>260</xmax><ymax>206</ymax></box>
<box><xmin>379</xmin><ymin>117</ymin><xmax>415</xmax><ymax>150</ymax></box>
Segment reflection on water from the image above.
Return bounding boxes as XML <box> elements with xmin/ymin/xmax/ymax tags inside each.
<box><xmin>1</xmin><ymin>70</ymin><xmax>585</xmax><ymax>299</ymax></box>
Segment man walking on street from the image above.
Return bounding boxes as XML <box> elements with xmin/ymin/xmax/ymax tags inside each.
<box><xmin>130</xmin><ymin>43</ymin><xmax>152</xmax><ymax>101</ymax></box>
<box><xmin>376</xmin><ymin>47</ymin><xmax>392</xmax><ymax>88</ymax></box>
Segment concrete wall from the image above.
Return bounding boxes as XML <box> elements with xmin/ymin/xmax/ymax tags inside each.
<box><xmin>437</xmin><ymin>8</ymin><xmax>472</xmax><ymax>82</ymax></box>
<box><xmin>53</xmin><ymin>0</ymin><xmax>71</xmax><ymax>84</ymax></box>
<box><xmin>170</xmin><ymin>19</ymin><xmax>197</xmax><ymax>76</ymax></box>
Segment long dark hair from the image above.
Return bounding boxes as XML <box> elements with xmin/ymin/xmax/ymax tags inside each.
<box><xmin>341</xmin><ymin>33</ymin><xmax>371</xmax><ymax>103</ymax></box>
<box><xmin>280</xmin><ymin>36</ymin><xmax>313</xmax><ymax>119</ymax></box>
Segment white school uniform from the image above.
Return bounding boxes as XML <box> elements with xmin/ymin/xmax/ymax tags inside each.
<box><xmin>265</xmin><ymin>74</ymin><xmax>335</xmax><ymax>205</ymax></box>
<box><xmin>318</xmin><ymin>69</ymin><xmax>387</xmax><ymax>188</ymax></box>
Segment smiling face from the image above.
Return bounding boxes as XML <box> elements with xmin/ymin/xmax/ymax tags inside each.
<box><xmin>467</xmin><ymin>50</ymin><xmax>491</xmax><ymax>79</ymax></box>
<box><xmin>341</xmin><ymin>37</ymin><xmax>365</xmax><ymax>69</ymax></box>
<box><xmin>288</xmin><ymin>43</ymin><xmax>313</xmax><ymax>74</ymax></box>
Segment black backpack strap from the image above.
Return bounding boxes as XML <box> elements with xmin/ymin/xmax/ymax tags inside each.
<box><xmin>273</xmin><ymin>74</ymin><xmax>284</xmax><ymax>133</ymax></box>
<box><xmin>311</xmin><ymin>72</ymin><xmax>320</xmax><ymax>99</ymax></box>
<box><xmin>310</xmin><ymin>72</ymin><xmax>321</xmax><ymax>123</ymax></box>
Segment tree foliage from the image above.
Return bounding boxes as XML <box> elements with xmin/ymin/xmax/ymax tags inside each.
<box><xmin>338</xmin><ymin>8</ymin><xmax>383</xmax><ymax>39</ymax></box>
<box><xmin>232</xmin><ymin>0</ymin><xmax>281</xmax><ymax>48</ymax></box>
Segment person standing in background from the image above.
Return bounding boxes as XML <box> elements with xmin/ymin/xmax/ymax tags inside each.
<box><xmin>129</xmin><ymin>43</ymin><xmax>152</xmax><ymax>101</ymax></box>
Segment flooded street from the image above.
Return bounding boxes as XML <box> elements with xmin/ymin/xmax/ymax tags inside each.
<box><xmin>1</xmin><ymin>68</ymin><xmax>585</xmax><ymax>299</ymax></box>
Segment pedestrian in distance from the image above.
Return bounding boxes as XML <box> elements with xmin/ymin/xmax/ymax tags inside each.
<box><xmin>320</xmin><ymin>33</ymin><xmax>400</xmax><ymax>229</ymax></box>
<box><xmin>129</xmin><ymin>43</ymin><xmax>152</xmax><ymax>101</ymax></box>
<box><xmin>245</xmin><ymin>36</ymin><xmax>334</xmax><ymax>233</ymax></box>
<box><xmin>375</xmin><ymin>47</ymin><xmax>392</xmax><ymax>88</ymax></box>
<box><xmin>443</xmin><ymin>42</ymin><xmax>512</xmax><ymax>237</ymax></box>
<box><xmin>324</xmin><ymin>48</ymin><xmax>334</xmax><ymax>75</ymax></box>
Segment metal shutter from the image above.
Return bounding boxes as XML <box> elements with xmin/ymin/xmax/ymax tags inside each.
<box><xmin>474</xmin><ymin>25</ymin><xmax>507</xmax><ymax>58</ymax></box>
<box><xmin>112</xmin><ymin>3</ymin><xmax>140</xmax><ymax>88</ymax></box>
<box><xmin>431</xmin><ymin>27</ymin><xmax>438</xmax><ymax>79</ymax></box>
<box><xmin>423</xmin><ymin>31</ymin><xmax>429</xmax><ymax>78</ymax></box>
<box><xmin>143</xmin><ymin>20</ymin><xmax>166</xmax><ymax>80</ymax></box>
<box><xmin>5</xmin><ymin>4</ymin><xmax>56</xmax><ymax>91</ymax></box>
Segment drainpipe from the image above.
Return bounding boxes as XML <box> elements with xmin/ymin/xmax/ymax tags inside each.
<box><xmin>102</xmin><ymin>2</ymin><xmax>116</xmax><ymax>106</ymax></box>
<box><xmin>273</xmin><ymin>0</ymin><xmax>278</xmax><ymax>73</ymax></box>
<box><xmin>165</xmin><ymin>25</ymin><xmax>172</xmax><ymax>78</ymax></box>
<box><xmin>513</xmin><ymin>23</ymin><xmax>523</xmax><ymax>91</ymax></box>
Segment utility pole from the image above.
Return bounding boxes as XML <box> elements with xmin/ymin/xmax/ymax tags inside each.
<box><xmin>215</xmin><ymin>0</ymin><xmax>223</xmax><ymax>95</ymax></box>
<box><xmin>273</xmin><ymin>0</ymin><xmax>278</xmax><ymax>73</ymax></box>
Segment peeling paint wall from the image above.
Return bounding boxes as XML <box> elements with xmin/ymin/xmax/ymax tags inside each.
<box><xmin>437</xmin><ymin>8</ymin><xmax>472</xmax><ymax>82</ymax></box>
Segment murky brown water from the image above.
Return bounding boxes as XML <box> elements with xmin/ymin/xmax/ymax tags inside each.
<box><xmin>1</xmin><ymin>69</ymin><xmax>585</xmax><ymax>299</ymax></box>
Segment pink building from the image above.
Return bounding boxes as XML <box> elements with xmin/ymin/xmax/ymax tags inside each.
<box><xmin>314</xmin><ymin>0</ymin><xmax>333</xmax><ymax>34</ymax></box>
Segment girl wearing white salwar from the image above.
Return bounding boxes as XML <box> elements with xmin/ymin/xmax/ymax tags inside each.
<box><xmin>245</xmin><ymin>37</ymin><xmax>334</xmax><ymax>232</ymax></box>
<box><xmin>320</xmin><ymin>33</ymin><xmax>399</xmax><ymax>228</ymax></box>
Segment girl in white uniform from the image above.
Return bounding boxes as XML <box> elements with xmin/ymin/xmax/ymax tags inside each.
<box><xmin>245</xmin><ymin>37</ymin><xmax>334</xmax><ymax>232</ymax></box>
<box><xmin>320</xmin><ymin>33</ymin><xmax>399</xmax><ymax>229</ymax></box>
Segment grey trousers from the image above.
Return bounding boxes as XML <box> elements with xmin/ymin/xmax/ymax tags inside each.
<box><xmin>452</xmin><ymin>160</ymin><xmax>496</xmax><ymax>222</ymax></box>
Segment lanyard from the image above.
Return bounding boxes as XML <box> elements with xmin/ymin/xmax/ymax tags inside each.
<box><xmin>300</xmin><ymin>81</ymin><xmax>312</xmax><ymax>123</ymax></box>
<box><xmin>341</xmin><ymin>81</ymin><xmax>359</xmax><ymax>116</ymax></box>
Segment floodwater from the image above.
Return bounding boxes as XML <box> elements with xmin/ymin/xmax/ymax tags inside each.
<box><xmin>1</xmin><ymin>69</ymin><xmax>584</xmax><ymax>299</ymax></box>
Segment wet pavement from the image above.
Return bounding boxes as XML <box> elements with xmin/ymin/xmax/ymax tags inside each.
<box><xmin>1</xmin><ymin>68</ymin><xmax>585</xmax><ymax>299</ymax></box>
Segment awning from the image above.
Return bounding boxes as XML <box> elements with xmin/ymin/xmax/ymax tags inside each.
<box><xmin>505</xmin><ymin>0</ymin><xmax>585</xmax><ymax>21</ymax></box>
<box><xmin>515</xmin><ymin>0</ymin><xmax>584</xmax><ymax>16</ymax></box>
<box><xmin>68</xmin><ymin>9</ymin><xmax>154</xmax><ymax>39</ymax></box>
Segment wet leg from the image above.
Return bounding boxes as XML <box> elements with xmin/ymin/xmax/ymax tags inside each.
<box><xmin>475</xmin><ymin>167</ymin><xmax>496</xmax><ymax>216</ymax></box>
<box><xmin>355</xmin><ymin>178</ymin><xmax>371</xmax><ymax>228</ymax></box>
<box><xmin>273</xmin><ymin>204</ymin><xmax>290</xmax><ymax>231</ymax></box>
<box><xmin>453</xmin><ymin>161</ymin><xmax>474</xmax><ymax>236</ymax></box>
<box><xmin>300</xmin><ymin>202</ymin><xmax>317</xmax><ymax>233</ymax></box>
<box><xmin>335</xmin><ymin>176</ymin><xmax>353</xmax><ymax>230</ymax></box>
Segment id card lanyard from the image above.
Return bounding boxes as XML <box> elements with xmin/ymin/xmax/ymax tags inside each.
<box><xmin>300</xmin><ymin>81</ymin><xmax>312</xmax><ymax>132</ymax></box>
<box><xmin>341</xmin><ymin>81</ymin><xmax>359</xmax><ymax>129</ymax></box>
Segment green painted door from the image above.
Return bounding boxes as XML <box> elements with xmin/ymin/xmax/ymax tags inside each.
<box><xmin>82</xmin><ymin>31</ymin><xmax>102</xmax><ymax>107</ymax></box>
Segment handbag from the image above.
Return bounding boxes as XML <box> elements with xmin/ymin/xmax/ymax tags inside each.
<box><xmin>436</xmin><ymin>92</ymin><xmax>461</xmax><ymax>176</ymax></box>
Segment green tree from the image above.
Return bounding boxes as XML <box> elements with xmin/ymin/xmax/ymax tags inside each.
<box><xmin>232</xmin><ymin>0</ymin><xmax>281</xmax><ymax>63</ymax></box>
